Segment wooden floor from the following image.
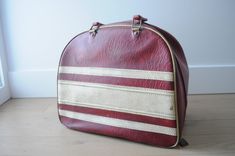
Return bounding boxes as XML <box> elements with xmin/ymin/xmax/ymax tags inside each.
<box><xmin>0</xmin><ymin>94</ymin><xmax>235</xmax><ymax>156</ymax></box>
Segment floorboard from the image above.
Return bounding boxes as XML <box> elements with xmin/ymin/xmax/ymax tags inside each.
<box><xmin>0</xmin><ymin>94</ymin><xmax>235</xmax><ymax>156</ymax></box>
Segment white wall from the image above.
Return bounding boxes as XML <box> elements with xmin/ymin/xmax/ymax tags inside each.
<box><xmin>1</xmin><ymin>0</ymin><xmax>235</xmax><ymax>97</ymax></box>
<box><xmin>0</xmin><ymin>19</ymin><xmax>10</xmax><ymax>104</ymax></box>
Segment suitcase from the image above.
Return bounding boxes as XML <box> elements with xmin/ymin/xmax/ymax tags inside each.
<box><xmin>57</xmin><ymin>15</ymin><xmax>189</xmax><ymax>148</ymax></box>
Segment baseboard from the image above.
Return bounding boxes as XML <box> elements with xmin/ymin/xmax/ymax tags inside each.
<box><xmin>9</xmin><ymin>69</ymin><xmax>57</xmax><ymax>98</ymax></box>
<box><xmin>188</xmin><ymin>65</ymin><xmax>235</xmax><ymax>94</ymax></box>
<box><xmin>8</xmin><ymin>65</ymin><xmax>235</xmax><ymax>98</ymax></box>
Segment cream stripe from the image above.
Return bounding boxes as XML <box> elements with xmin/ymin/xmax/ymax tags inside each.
<box><xmin>59</xmin><ymin>109</ymin><xmax>176</xmax><ymax>136</ymax></box>
<box><xmin>58</xmin><ymin>80</ymin><xmax>175</xmax><ymax>120</ymax></box>
<box><xmin>59</xmin><ymin>66</ymin><xmax>173</xmax><ymax>81</ymax></box>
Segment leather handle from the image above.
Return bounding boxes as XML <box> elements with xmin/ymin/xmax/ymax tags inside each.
<box><xmin>132</xmin><ymin>15</ymin><xmax>147</xmax><ymax>37</ymax></box>
<box><xmin>91</xmin><ymin>22</ymin><xmax>103</xmax><ymax>27</ymax></box>
<box><xmin>133</xmin><ymin>15</ymin><xmax>148</xmax><ymax>23</ymax></box>
<box><xmin>89</xmin><ymin>22</ymin><xmax>104</xmax><ymax>37</ymax></box>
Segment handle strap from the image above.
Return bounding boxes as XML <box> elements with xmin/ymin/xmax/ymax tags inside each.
<box><xmin>132</xmin><ymin>15</ymin><xmax>148</xmax><ymax>36</ymax></box>
<box><xmin>89</xmin><ymin>22</ymin><xmax>103</xmax><ymax>37</ymax></box>
<box><xmin>89</xmin><ymin>15</ymin><xmax>148</xmax><ymax>37</ymax></box>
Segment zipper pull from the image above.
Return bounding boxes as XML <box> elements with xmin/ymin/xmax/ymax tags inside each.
<box><xmin>179</xmin><ymin>138</ymin><xmax>189</xmax><ymax>147</ymax></box>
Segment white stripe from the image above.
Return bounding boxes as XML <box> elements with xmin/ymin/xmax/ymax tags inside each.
<box><xmin>59</xmin><ymin>66</ymin><xmax>173</xmax><ymax>81</ymax></box>
<box><xmin>59</xmin><ymin>109</ymin><xmax>176</xmax><ymax>136</ymax></box>
<box><xmin>58</xmin><ymin>80</ymin><xmax>175</xmax><ymax>120</ymax></box>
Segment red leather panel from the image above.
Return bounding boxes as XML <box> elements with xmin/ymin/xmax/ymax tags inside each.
<box><xmin>60</xmin><ymin>27</ymin><xmax>173</xmax><ymax>72</ymax></box>
<box><xmin>60</xmin><ymin>116</ymin><xmax>177</xmax><ymax>147</ymax></box>
<box><xmin>59</xmin><ymin>104</ymin><xmax>176</xmax><ymax>128</ymax></box>
<box><xmin>58</xmin><ymin>73</ymin><xmax>174</xmax><ymax>90</ymax></box>
<box><xmin>174</xmin><ymin>62</ymin><xmax>187</xmax><ymax>137</ymax></box>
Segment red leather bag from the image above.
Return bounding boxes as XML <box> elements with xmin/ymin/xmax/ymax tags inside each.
<box><xmin>57</xmin><ymin>15</ymin><xmax>189</xmax><ymax>148</ymax></box>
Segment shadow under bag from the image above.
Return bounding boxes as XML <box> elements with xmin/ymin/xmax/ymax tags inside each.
<box><xmin>57</xmin><ymin>15</ymin><xmax>189</xmax><ymax>148</ymax></box>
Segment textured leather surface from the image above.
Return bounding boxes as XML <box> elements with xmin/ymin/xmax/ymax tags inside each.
<box><xmin>60</xmin><ymin>116</ymin><xmax>177</xmax><ymax>147</ymax></box>
<box><xmin>60</xmin><ymin>26</ymin><xmax>173</xmax><ymax>72</ymax></box>
<box><xmin>152</xmin><ymin>26</ymin><xmax>189</xmax><ymax>137</ymax></box>
<box><xmin>57</xmin><ymin>18</ymin><xmax>188</xmax><ymax>148</ymax></box>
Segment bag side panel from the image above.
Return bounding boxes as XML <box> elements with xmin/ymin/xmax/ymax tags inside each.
<box><xmin>154</xmin><ymin>27</ymin><xmax>189</xmax><ymax>137</ymax></box>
